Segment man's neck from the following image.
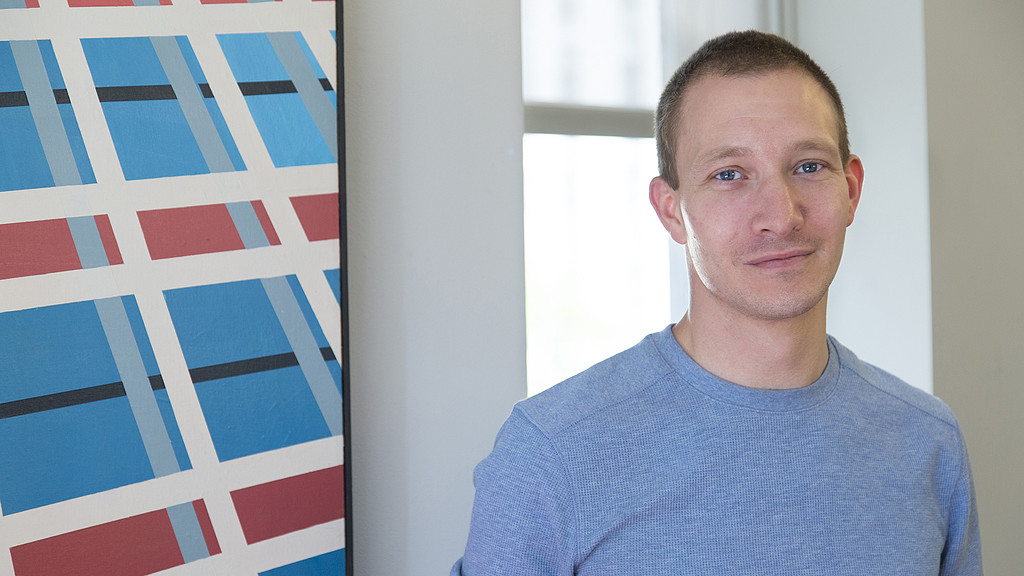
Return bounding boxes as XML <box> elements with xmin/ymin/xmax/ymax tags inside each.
<box><xmin>672</xmin><ymin>300</ymin><xmax>830</xmax><ymax>391</ymax></box>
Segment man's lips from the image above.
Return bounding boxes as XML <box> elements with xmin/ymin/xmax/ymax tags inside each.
<box><xmin>746</xmin><ymin>249</ymin><xmax>814</xmax><ymax>267</ymax></box>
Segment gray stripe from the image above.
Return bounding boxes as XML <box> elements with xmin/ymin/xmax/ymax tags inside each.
<box><xmin>166</xmin><ymin>502</ymin><xmax>209</xmax><ymax>563</ymax></box>
<box><xmin>266</xmin><ymin>32</ymin><xmax>337</xmax><ymax>159</ymax></box>
<box><xmin>10</xmin><ymin>40</ymin><xmax>82</xmax><ymax>187</ymax></box>
<box><xmin>133</xmin><ymin>0</ymin><xmax>162</xmax><ymax>5</ymax></box>
<box><xmin>261</xmin><ymin>276</ymin><xmax>343</xmax><ymax>435</ymax></box>
<box><xmin>66</xmin><ymin>216</ymin><xmax>109</xmax><ymax>269</ymax></box>
<box><xmin>94</xmin><ymin>297</ymin><xmax>181</xmax><ymax>478</ymax></box>
<box><xmin>225</xmin><ymin>201</ymin><xmax>270</xmax><ymax>249</ymax></box>
<box><xmin>149</xmin><ymin>36</ymin><xmax>234</xmax><ymax>173</ymax></box>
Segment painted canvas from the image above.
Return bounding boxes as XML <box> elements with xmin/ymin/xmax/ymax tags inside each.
<box><xmin>0</xmin><ymin>0</ymin><xmax>347</xmax><ymax>574</ymax></box>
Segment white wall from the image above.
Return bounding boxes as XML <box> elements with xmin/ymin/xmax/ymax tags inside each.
<box><xmin>925</xmin><ymin>2</ymin><xmax>1024</xmax><ymax>573</ymax></box>
<box><xmin>344</xmin><ymin>1</ymin><xmax>526</xmax><ymax>574</ymax></box>
<box><xmin>796</xmin><ymin>0</ymin><xmax>934</xmax><ymax>391</ymax></box>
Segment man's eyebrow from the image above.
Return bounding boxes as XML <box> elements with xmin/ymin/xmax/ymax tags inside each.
<box><xmin>790</xmin><ymin>138</ymin><xmax>839</xmax><ymax>155</ymax></box>
<box><xmin>693</xmin><ymin>146</ymin><xmax>753</xmax><ymax>169</ymax></box>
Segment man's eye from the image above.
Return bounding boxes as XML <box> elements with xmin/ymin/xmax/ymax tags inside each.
<box><xmin>796</xmin><ymin>162</ymin><xmax>823</xmax><ymax>174</ymax></box>
<box><xmin>715</xmin><ymin>170</ymin><xmax>740</xmax><ymax>181</ymax></box>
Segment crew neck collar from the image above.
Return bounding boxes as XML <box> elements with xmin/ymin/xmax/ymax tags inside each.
<box><xmin>650</xmin><ymin>324</ymin><xmax>841</xmax><ymax>412</ymax></box>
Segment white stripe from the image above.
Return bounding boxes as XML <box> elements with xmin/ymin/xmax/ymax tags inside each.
<box><xmin>0</xmin><ymin>435</ymin><xmax>342</xmax><ymax>547</ymax></box>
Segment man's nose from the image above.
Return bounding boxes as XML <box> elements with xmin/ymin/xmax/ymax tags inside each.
<box><xmin>753</xmin><ymin>174</ymin><xmax>804</xmax><ymax>235</ymax></box>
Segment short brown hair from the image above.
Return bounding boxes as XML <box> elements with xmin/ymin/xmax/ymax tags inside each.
<box><xmin>655</xmin><ymin>30</ymin><xmax>850</xmax><ymax>189</ymax></box>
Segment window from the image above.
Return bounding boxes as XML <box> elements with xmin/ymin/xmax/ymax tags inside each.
<box><xmin>522</xmin><ymin>0</ymin><xmax>669</xmax><ymax>395</ymax></box>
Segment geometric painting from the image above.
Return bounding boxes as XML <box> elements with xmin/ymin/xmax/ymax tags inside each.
<box><xmin>0</xmin><ymin>0</ymin><xmax>346</xmax><ymax>573</ymax></box>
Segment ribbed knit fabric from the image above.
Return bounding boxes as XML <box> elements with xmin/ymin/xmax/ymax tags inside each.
<box><xmin>453</xmin><ymin>326</ymin><xmax>982</xmax><ymax>575</ymax></box>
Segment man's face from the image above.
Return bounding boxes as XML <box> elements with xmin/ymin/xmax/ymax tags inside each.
<box><xmin>664</xmin><ymin>69</ymin><xmax>862</xmax><ymax>323</ymax></box>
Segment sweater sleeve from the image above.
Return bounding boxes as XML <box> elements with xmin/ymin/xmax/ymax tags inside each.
<box><xmin>939</xmin><ymin>425</ymin><xmax>983</xmax><ymax>576</ymax></box>
<box><xmin>452</xmin><ymin>407</ymin><xmax>577</xmax><ymax>576</ymax></box>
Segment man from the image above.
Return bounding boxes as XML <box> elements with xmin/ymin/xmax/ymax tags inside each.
<box><xmin>452</xmin><ymin>30</ymin><xmax>982</xmax><ymax>575</ymax></box>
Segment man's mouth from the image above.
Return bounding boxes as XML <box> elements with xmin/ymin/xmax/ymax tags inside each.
<box><xmin>746</xmin><ymin>249</ymin><xmax>814</xmax><ymax>268</ymax></box>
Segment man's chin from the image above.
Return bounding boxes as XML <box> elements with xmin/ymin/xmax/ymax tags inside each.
<box><xmin>731</xmin><ymin>289</ymin><xmax>829</xmax><ymax>323</ymax></box>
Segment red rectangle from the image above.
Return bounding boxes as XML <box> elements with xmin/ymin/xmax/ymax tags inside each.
<box><xmin>68</xmin><ymin>0</ymin><xmax>172</xmax><ymax>5</ymax></box>
<box><xmin>68</xmin><ymin>0</ymin><xmax>135</xmax><ymax>5</ymax></box>
<box><xmin>11</xmin><ymin>508</ymin><xmax>184</xmax><ymax>576</ymax></box>
<box><xmin>138</xmin><ymin>204</ymin><xmax>245</xmax><ymax>260</ymax></box>
<box><xmin>290</xmin><ymin>193</ymin><xmax>339</xmax><ymax>241</ymax></box>
<box><xmin>25</xmin><ymin>0</ymin><xmax>40</xmax><ymax>6</ymax></box>
<box><xmin>0</xmin><ymin>219</ymin><xmax>81</xmax><ymax>280</ymax></box>
<box><xmin>231</xmin><ymin>465</ymin><xmax>344</xmax><ymax>544</ymax></box>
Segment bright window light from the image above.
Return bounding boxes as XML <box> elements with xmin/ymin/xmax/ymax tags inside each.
<box><xmin>524</xmin><ymin>134</ymin><xmax>669</xmax><ymax>395</ymax></box>
<box><xmin>522</xmin><ymin>0</ymin><xmax>663</xmax><ymax>108</ymax></box>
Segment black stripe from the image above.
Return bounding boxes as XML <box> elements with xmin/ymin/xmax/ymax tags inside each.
<box><xmin>0</xmin><ymin>382</ymin><xmax>126</xmax><ymax>419</ymax></box>
<box><xmin>238</xmin><ymin>80</ymin><xmax>296</xmax><ymax>96</ymax></box>
<box><xmin>0</xmin><ymin>347</ymin><xmax>334</xmax><ymax>419</ymax></box>
<box><xmin>95</xmin><ymin>84</ymin><xmax>215</xmax><ymax>102</ymax></box>
<box><xmin>238</xmin><ymin>79</ymin><xmax>333</xmax><ymax>97</ymax></box>
<box><xmin>97</xmin><ymin>84</ymin><xmax>177</xmax><ymax>102</ymax></box>
<box><xmin>0</xmin><ymin>375</ymin><xmax>167</xmax><ymax>420</ymax></box>
<box><xmin>189</xmin><ymin>346</ymin><xmax>336</xmax><ymax>383</ymax></box>
<box><xmin>0</xmin><ymin>91</ymin><xmax>30</xmax><ymax>108</ymax></box>
<box><xmin>189</xmin><ymin>351</ymin><xmax>299</xmax><ymax>383</ymax></box>
<box><xmin>53</xmin><ymin>88</ymin><xmax>71</xmax><ymax>105</ymax></box>
<box><xmin>0</xmin><ymin>89</ymin><xmax>73</xmax><ymax>107</ymax></box>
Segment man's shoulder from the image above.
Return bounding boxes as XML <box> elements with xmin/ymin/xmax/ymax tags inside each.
<box><xmin>831</xmin><ymin>336</ymin><xmax>958</xmax><ymax>429</ymax></box>
<box><xmin>514</xmin><ymin>330</ymin><xmax>676</xmax><ymax>439</ymax></box>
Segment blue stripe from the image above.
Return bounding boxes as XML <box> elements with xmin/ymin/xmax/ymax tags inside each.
<box><xmin>266</xmin><ymin>32</ymin><xmax>337</xmax><ymax>159</ymax></box>
<box><xmin>94</xmin><ymin>297</ymin><xmax>181</xmax><ymax>478</ymax></box>
<box><xmin>66</xmin><ymin>216</ymin><xmax>109</xmax><ymax>269</ymax></box>
<box><xmin>166</xmin><ymin>502</ymin><xmax>210</xmax><ymax>563</ymax></box>
<box><xmin>260</xmin><ymin>277</ymin><xmax>343</xmax><ymax>436</ymax></box>
<box><xmin>10</xmin><ymin>40</ymin><xmax>81</xmax><ymax>186</ymax></box>
<box><xmin>226</xmin><ymin>201</ymin><xmax>270</xmax><ymax>249</ymax></box>
<box><xmin>150</xmin><ymin>36</ymin><xmax>234</xmax><ymax>173</ymax></box>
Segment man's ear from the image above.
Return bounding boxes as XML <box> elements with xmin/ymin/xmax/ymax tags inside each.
<box><xmin>844</xmin><ymin>154</ymin><xmax>865</xmax><ymax>227</ymax></box>
<box><xmin>650</xmin><ymin>176</ymin><xmax>688</xmax><ymax>245</ymax></box>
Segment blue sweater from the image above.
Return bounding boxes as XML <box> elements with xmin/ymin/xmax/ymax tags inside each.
<box><xmin>453</xmin><ymin>326</ymin><xmax>982</xmax><ymax>575</ymax></box>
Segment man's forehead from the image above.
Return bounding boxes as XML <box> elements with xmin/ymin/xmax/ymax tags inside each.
<box><xmin>675</xmin><ymin>69</ymin><xmax>841</xmax><ymax>151</ymax></box>
<box><xmin>680</xmin><ymin>68</ymin><xmax>827</xmax><ymax>117</ymax></box>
